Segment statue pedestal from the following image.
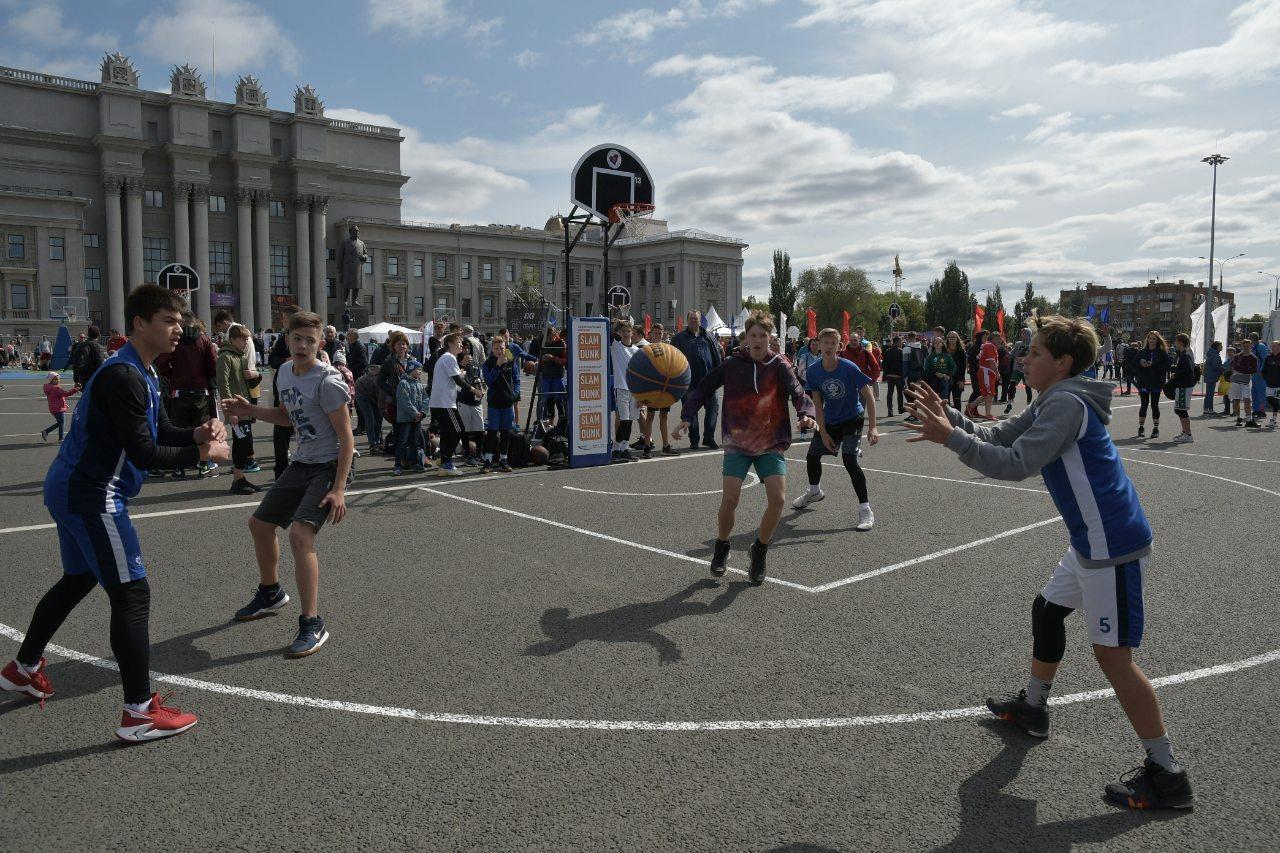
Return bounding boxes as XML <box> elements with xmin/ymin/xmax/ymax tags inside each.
<box><xmin>340</xmin><ymin>304</ymin><xmax>369</xmax><ymax>332</ymax></box>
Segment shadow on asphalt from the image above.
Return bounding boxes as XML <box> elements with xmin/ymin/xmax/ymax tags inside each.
<box><xmin>525</xmin><ymin>578</ymin><xmax>751</xmax><ymax>665</ymax></box>
<box><xmin>929</xmin><ymin>719</ymin><xmax>1185</xmax><ymax>852</ymax></box>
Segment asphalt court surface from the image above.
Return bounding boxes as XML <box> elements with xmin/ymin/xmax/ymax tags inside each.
<box><xmin>1</xmin><ymin>374</ymin><xmax>1279</xmax><ymax>851</ymax></box>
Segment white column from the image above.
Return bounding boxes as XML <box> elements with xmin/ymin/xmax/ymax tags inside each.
<box><xmin>125</xmin><ymin>178</ymin><xmax>144</xmax><ymax>288</ymax></box>
<box><xmin>254</xmin><ymin>193</ymin><xmax>271</xmax><ymax>333</ymax></box>
<box><xmin>191</xmin><ymin>185</ymin><xmax>210</xmax><ymax>325</ymax></box>
<box><xmin>103</xmin><ymin>175</ymin><xmax>126</xmax><ymax>333</ymax></box>
<box><xmin>293</xmin><ymin>197</ymin><xmax>311</xmax><ymax>313</ymax></box>
<box><xmin>311</xmin><ymin>197</ymin><xmax>327</xmax><ymax>321</ymax></box>
<box><xmin>235</xmin><ymin>189</ymin><xmax>255</xmax><ymax>332</ymax></box>
<box><xmin>173</xmin><ymin>182</ymin><xmax>191</xmax><ymax>265</ymax></box>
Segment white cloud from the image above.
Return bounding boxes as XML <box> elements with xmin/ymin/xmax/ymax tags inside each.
<box><xmin>1024</xmin><ymin>111</ymin><xmax>1078</xmax><ymax>142</ymax></box>
<box><xmin>1053</xmin><ymin>0</ymin><xmax>1280</xmax><ymax>88</ymax></box>
<box><xmin>900</xmin><ymin>78</ymin><xmax>1001</xmax><ymax>109</ymax></box>
<box><xmin>513</xmin><ymin>49</ymin><xmax>542</xmax><ymax>69</ymax></box>
<box><xmin>138</xmin><ymin>0</ymin><xmax>299</xmax><ymax>75</ymax></box>
<box><xmin>577</xmin><ymin>0</ymin><xmax>775</xmax><ymax>46</ymax></box>
<box><xmin>465</xmin><ymin>16</ymin><xmax>503</xmax><ymax>42</ymax></box>
<box><xmin>999</xmin><ymin>102</ymin><xmax>1043</xmax><ymax>118</ymax></box>
<box><xmin>328</xmin><ymin>108</ymin><xmax>528</xmax><ymax>220</ymax></box>
<box><xmin>421</xmin><ymin>74</ymin><xmax>474</xmax><ymax>95</ymax></box>
<box><xmin>366</xmin><ymin>0</ymin><xmax>459</xmax><ymax>38</ymax></box>
<box><xmin>8</xmin><ymin>2</ymin><xmax>113</xmax><ymax>50</ymax></box>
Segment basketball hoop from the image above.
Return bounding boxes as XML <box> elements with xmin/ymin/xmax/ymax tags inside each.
<box><xmin>608</xmin><ymin>202</ymin><xmax>656</xmax><ymax>239</ymax></box>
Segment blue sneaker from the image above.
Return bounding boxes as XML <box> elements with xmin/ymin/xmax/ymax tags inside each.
<box><xmin>392</xmin><ymin>467</ymin><xmax>402</xmax><ymax>476</ymax></box>
<box><xmin>435</xmin><ymin>463</ymin><xmax>462</xmax><ymax>477</ymax></box>
<box><xmin>285</xmin><ymin>615</ymin><xmax>329</xmax><ymax>658</ymax></box>
<box><xmin>243</xmin><ymin>461</ymin><xmax>262</xmax><ymax>474</ymax></box>
<box><xmin>234</xmin><ymin>585</ymin><xmax>291</xmax><ymax>621</ymax></box>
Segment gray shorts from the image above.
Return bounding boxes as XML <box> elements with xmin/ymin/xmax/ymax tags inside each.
<box><xmin>252</xmin><ymin>461</ymin><xmax>353</xmax><ymax>531</ymax></box>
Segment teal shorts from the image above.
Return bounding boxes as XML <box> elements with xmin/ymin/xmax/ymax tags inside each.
<box><xmin>722</xmin><ymin>451</ymin><xmax>787</xmax><ymax>481</ymax></box>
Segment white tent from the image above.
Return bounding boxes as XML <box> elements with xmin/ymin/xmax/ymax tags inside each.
<box><xmin>703</xmin><ymin>306</ymin><xmax>726</xmax><ymax>334</ymax></box>
<box><xmin>356</xmin><ymin>322</ymin><xmax>423</xmax><ymax>344</ymax></box>
<box><xmin>1264</xmin><ymin>309</ymin><xmax>1280</xmax><ymax>343</ymax></box>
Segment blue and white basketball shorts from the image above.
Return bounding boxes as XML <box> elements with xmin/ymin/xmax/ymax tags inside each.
<box><xmin>484</xmin><ymin>405</ymin><xmax>516</xmax><ymax>432</ymax></box>
<box><xmin>52</xmin><ymin>510</ymin><xmax>146</xmax><ymax>588</ymax></box>
<box><xmin>1042</xmin><ymin>549</ymin><xmax>1144</xmax><ymax>648</ymax></box>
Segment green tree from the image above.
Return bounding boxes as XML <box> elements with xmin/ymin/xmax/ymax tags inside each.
<box><xmin>868</xmin><ymin>289</ymin><xmax>926</xmax><ymax>340</ymax></box>
<box><xmin>743</xmin><ymin>294</ymin><xmax>769</xmax><ymax>312</ymax></box>
<box><xmin>923</xmin><ymin>261</ymin><xmax>972</xmax><ymax>333</ymax></box>
<box><xmin>767</xmin><ymin>250</ymin><xmax>797</xmax><ymax>323</ymax></box>
<box><xmin>796</xmin><ymin>264</ymin><xmax>875</xmax><ymax>332</ymax></box>
<box><xmin>515</xmin><ymin>266</ymin><xmax>543</xmax><ymax>305</ymax></box>
<box><xmin>982</xmin><ymin>283</ymin><xmax>1005</xmax><ymax>333</ymax></box>
<box><xmin>1011</xmin><ymin>281</ymin><xmax>1053</xmax><ymax>337</ymax></box>
<box><xmin>1061</xmin><ymin>284</ymin><xmax>1086</xmax><ymax>317</ymax></box>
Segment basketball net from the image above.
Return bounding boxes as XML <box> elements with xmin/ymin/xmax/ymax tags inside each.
<box><xmin>609</xmin><ymin>203</ymin><xmax>656</xmax><ymax>240</ymax></box>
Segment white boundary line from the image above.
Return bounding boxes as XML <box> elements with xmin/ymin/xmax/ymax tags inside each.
<box><xmin>1123</xmin><ymin>447</ymin><xmax>1280</xmax><ymax>466</ymax></box>
<box><xmin>1120</xmin><ymin>456</ymin><xmax>1280</xmax><ymax>498</ymax></box>
<box><xmin>564</xmin><ymin>472</ymin><xmax>760</xmax><ymax>497</ymax></box>
<box><xmin>1</xmin><ymin>621</ymin><xmax>1275</xmax><ymax>731</ymax></box>
<box><xmin>786</xmin><ymin>456</ymin><xmax>1048</xmax><ymax>495</ymax></box>
<box><xmin>419</xmin><ymin>486</ymin><xmax>817</xmax><ymax>592</ymax></box>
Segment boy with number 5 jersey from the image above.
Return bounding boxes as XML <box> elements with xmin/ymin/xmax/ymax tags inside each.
<box><xmin>904</xmin><ymin>314</ymin><xmax>1193</xmax><ymax>810</ymax></box>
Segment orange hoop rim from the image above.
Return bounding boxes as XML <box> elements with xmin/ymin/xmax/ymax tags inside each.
<box><xmin>608</xmin><ymin>202</ymin><xmax>656</xmax><ymax>224</ymax></box>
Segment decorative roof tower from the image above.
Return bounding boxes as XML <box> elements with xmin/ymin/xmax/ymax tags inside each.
<box><xmin>235</xmin><ymin>74</ymin><xmax>267</xmax><ymax>108</ymax></box>
<box><xmin>169</xmin><ymin>63</ymin><xmax>206</xmax><ymax>98</ymax></box>
<box><xmin>294</xmin><ymin>84</ymin><xmax>324</xmax><ymax>117</ymax></box>
<box><xmin>100</xmin><ymin>52</ymin><xmax>139</xmax><ymax>88</ymax></box>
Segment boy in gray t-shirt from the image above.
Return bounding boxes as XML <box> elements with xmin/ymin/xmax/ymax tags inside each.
<box><xmin>222</xmin><ymin>312</ymin><xmax>355</xmax><ymax>659</ymax></box>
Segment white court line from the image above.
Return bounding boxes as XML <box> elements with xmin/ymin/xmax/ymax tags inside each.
<box><xmin>564</xmin><ymin>472</ymin><xmax>760</xmax><ymax>497</ymax></box>
<box><xmin>1</xmin><ymin>620</ymin><xmax>1275</xmax><ymax>731</ymax></box>
<box><xmin>1120</xmin><ymin>456</ymin><xmax>1280</xmax><ymax>498</ymax></box>
<box><xmin>420</xmin><ymin>486</ymin><xmax>818</xmax><ymax>593</ymax></box>
<box><xmin>0</xmin><ymin>432</ymin><xmax>40</xmax><ymax>437</ymax></box>
<box><xmin>1123</xmin><ymin>447</ymin><xmax>1280</xmax><ymax>466</ymax></box>
<box><xmin>808</xmin><ymin>516</ymin><xmax>1063</xmax><ymax>593</ymax></box>
<box><xmin>785</xmin><ymin>456</ymin><xmax>1048</xmax><ymax>495</ymax></box>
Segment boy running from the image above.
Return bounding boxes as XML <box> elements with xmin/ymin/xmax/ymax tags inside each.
<box><xmin>3</xmin><ymin>284</ymin><xmax>229</xmax><ymax>741</ymax></box>
<box><xmin>674</xmin><ymin>312</ymin><xmax>815</xmax><ymax>584</ymax></box>
<box><xmin>792</xmin><ymin>328</ymin><xmax>879</xmax><ymax>530</ymax></box>
<box><xmin>222</xmin><ymin>311</ymin><xmax>354</xmax><ymax>658</ymax></box>
<box><xmin>904</xmin><ymin>314</ymin><xmax>1193</xmax><ymax>810</ymax></box>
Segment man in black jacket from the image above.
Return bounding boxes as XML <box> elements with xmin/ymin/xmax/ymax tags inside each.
<box><xmin>671</xmin><ymin>311</ymin><xmax>724</xmax><ymax>449</ymax></box>
<box><xmin>70</xmin><ymin>325</ymin><xmax>107</xmax><ymax>387</ymax></box>
<box><xmin>344</xmin><ymin>329</ymin><xmax>369</xmax><ymax>435</ymax></box>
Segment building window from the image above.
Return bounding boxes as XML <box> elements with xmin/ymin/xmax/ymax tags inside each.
<box><xmin>327</xmin><ymin>248</ymin><xmax>335</xmax><ymax>261</ymax></box>
<box><xmin>84</xmin><ymin>267</ymin><xmax>102</xmax><ymax>292</ymax></box>
<box><xmin>481</xmin><ymin>262</ymin><xmax>493</xmax><ymax>281</ymax></box>
<box><xmin>271</xmin><ymin>138</ymin><xmax>283</xmax><ymax>156</ymax></box>
<box><xmin>83</xmin><ymin>233</ymin><xmax>99</xmax><ymax>248</ymax></box>
<box><xmin>388</xmin><ymin>295</ymin><xmax>401</xmax><ymax>317</ymax></box>
<box><xmin>143</xmin><ymin>237</ymin><xmax>170</xmax><ymax>283</ymax></box>
<box><xmin>547</xmin><ymin>266</ymin><xmax>556</xmax><ymax>285</ymax></box>
<box><xmin>146</xmin><ymin>121</ymin><xmax>159</xmax><ymax>141</ymax></box>
<box><xmin>435</xmin><ymin>295</ymin><xmax>450</xmax><ymax>312</ymax></box>
<box><xmin>586</xmin><ymin>269</ymin><xmax>594</xmax><ymax>288</ymax></box>
<box><xmin>209</xmin><ymin>195</ymin><xmax>227</xmax><ymax>213</ymax></box>
<box><xmin>568</xmin><ymin>267</ymin><xmax>576</xmax><ymax>287</ymax></box>
<box><xmin>10</xmin><ymin>283</ymin><xmax>29</xmax><ymax>310</ymax></box>
<box><xmin>211</xmin><ymin>129</ymin><xmax>223</xmax><ymax>149</ymax></box>
<box><xmin>414</xmin><ymin>296</ymin><xmax>424</xmax><ymax>317</ymax></box>
<box><xmin>461</xmin><ymin>260</ymin><xmax>471</xmax><ymax>279</ymax></box>
<box><xmin>413</xmin><ymin>258</ymin><xmax>423</xmax><ymax>278</ymax></box>
<box><xmin>667</xmin><ymin>301</ymin><xmax>674</xmax><ymax>320</ymax></box>
<box><xmin>269</xmin><ymin>244</ymin><xmax>291</xmax><ymax>295</ymax></box>
<box><xmin>269</xmin><ymin>200</ymin><xmax>285</xmax><ymax>218</ymax></box>
<box><xmin>482</xmin><ymin>295</ymin><xmax>494</xmax><ymax>319</ymax></box>
<box><xmin>639</xmin><ymin>269</ymin><xmax>647</xmax><ymax>287</ymax></box>
<box><xmin>144</xmin><ymin>189</ymin><xmax>164</xmax><ymax>208</ymax></box>
<box><xmin>667</xmin><ymin>266</ymin><xmax>675</xmax><ymax>284</ymax></box>
<box><xmin>435</xmin><ymin>258</ymin><xmax>448</xmax><ymax>279</ymax></box>
<box><xmin>387</xmin><ymin>255</ymin><xmax>399</xmax><ymax>277</ymax></box>
<box><xmin>362</xmin><ymin>258</ymin><xmax>372</xmax><ymax>275</ymax></box>
<box><xmin>210</xmin><ymin>241</ymin><xmax>233</xmax><ymax>293</ymax></box>
<box><xmin>653</xmin><ymin>268</ymin><xmax>660</xmax><ymax>288</ymax></box>
<box><xmin>50</xmin><ymin>284</ymin><xmax>66</xmax><ymax>298</ymax></box>
<box><xmin>654</xmin><ymin>302</ymin><xmax>661</xmax><ymax>320</ymax></box>
<box><xmin>462</xmin><ymin>298</ymin><xmax>472</xmax><ymax>318</ymax></box>
<box><xmin>90</xmin><ymin>310</ymin><xmax>103</xmax><ymax>325</ymax></box>
<box><xmin>326</xmin><ymin>278</ymin><xmax>336</xmax><ymax>297</ymax></box>
<box><xmin>504</xmin><ymin>263</ymin><xmax>515</xmax><ymax>283</ymax></box>
<box><xmin>48</xmin><ymin>236</ymin><xmax>64</xmax><ymax>260</ymax></box>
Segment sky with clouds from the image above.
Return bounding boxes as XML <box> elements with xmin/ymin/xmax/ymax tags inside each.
<box><xmin>3</xmin><ymin>0</ymin><xmax>1279</xmax><ymax>316</ymax></box>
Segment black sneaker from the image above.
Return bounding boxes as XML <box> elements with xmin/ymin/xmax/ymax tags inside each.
<box><xmin>285</xmin><ymin>615</ymin><xmax>329</xmax><ymax>658</ymax></box>
<box><xmin>1235</xmin><ymin>418</ymin><xmax>1244</xmax><ymax>426</ymax></box>
<box><xmin>985</xmin><ymin>689</ymin><xmax>1050</xmax><ymax>738</ymax></box>
<box><xmin>748</xmin><ymin>540</ymin><xmax>767</xmax><ymax>585</ymax></box>
<box><xmin>498</xmin><ymin>460</ymin><xmax>514</xmax><ymax>473</ymax></box>
<box><xmin>234</xmin><ymin>585</ymin><xmax>291</xmax><ymax>621</ymax></box>
<box><xmin>616</xmin><ymin>449</ymin><xmax>636</xmax><ymax>462</ymax></box>
<box><xmin>1245</xmin><ymin>419</ymin><xmax>1261</xmax><ymax>428</ymax></box>
<box><xmin>1150</xmin><ymin>426</ymin><xmax>1159</xmax><ymax>439</ymax></box>
<box><xmin>661</xmin><ymin>445</ymin><xmax>680</xmax><ymax>456</ymax></box>
<box><xmin>229</xmin><ymin>478</ymin><xmax>261</xmax><ymax>495</ymax></box>
<box><xmin>479</xmin><ymin>462</ymin><xmax>492</xmax><ymax>475</ymax></box>
<box><xmin>709</xmin><ymin>539</ymin><xmax>730</xmax><ymax>577</ymax></box>
<box><xmin>1004</xmin><ymin>403</ymin><xmax>1013</xmax><ymax>414</ymax></box>
<box><xmin>1105</xmin><ymin>759</ymin><xmax>1194</xmax><ymax>810</ymax></box>
<box><xmin>641</xmin><ymin>444</ymin><xmax>652</xmax><ymax>459</ymax></box>
<box><xmin>630</xmin><ymin>438</ymin><xmax>645</xmax><ymax>450</ymax></box>
<box><xmin>1137</xmin><ymin>426</ymin><xmax>1145</xmax><ymax>437</ymax></box>
<box><xmin>702</xmin><ymin>439</ymin><xmax>719</xmax><ymax>450</ymax></box>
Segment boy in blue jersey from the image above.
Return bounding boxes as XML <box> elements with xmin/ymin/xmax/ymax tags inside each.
<box><xmin>904</xmin><ymin>314</ymin><xmax>1193</xmax><ymax>810</ymax></box>
<box><xmin>792</xmin><ymin>328</ymin><xmax>880</xmax><ymax>530</ymax></box>
<box><xmin>1</xmin><ymin>285</ymin><xmax>230</xmax><ymax>742</ymax></box>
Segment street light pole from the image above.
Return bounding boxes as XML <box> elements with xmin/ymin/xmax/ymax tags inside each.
<box><xmin>1201</xmin><ymin>154</ymin><xmax>1228</xmax><ymax>363</ymax></box>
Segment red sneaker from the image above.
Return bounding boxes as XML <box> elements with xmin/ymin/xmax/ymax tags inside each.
<box><xmin>115</xmin><ymin>692</ymin><xmax>198</xmax><ymax>743</ymax></box>
<box><xmin>0</xmin><ymin>658</ymin><xmax>55</xmax><ymax>704</ymax></box>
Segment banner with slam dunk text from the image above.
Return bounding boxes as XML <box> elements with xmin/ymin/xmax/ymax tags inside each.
<box><xmin>567</xmin><ymin>315</ymin><xmax>612</xmax><ymax>468</ymax></box>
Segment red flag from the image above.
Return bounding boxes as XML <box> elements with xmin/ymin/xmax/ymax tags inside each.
<box><xmin>806</xmin><ymin>308</ymin><xmax>817</xmax><ymax>338</ymax></box>
<box><xmin>676</xmin><ymin>314</ymin><xmax>684</xmax><ymax>332</ymax></box>
<box><xmin>643</xmin><ymin>314</ymin><xmax>652</xmax><ymax>336</ymax></box>
<box><xmin>996</xmin><ymin>308</ymin><xmax>1005</xmax><ymax>336</ymax></box>
<box><xmin>974</xmin><ymin>305</ymin><xmax>986</xmax><ymax>332</ymax></box>
<box><xmin>841</xmin><ymin>310</ymin><xmax>851</xmax><ymax>342</ymax></box>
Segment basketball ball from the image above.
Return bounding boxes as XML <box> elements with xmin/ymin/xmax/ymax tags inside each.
<box><xmin>530</xmin><ymin>444</ymin><xmax>549</xmax><ymax>465</ymax></box>
<box><xmin>626</xmin><ymin>343</ymin><xmax>691</xmax><ymax>409</ymax></box>
<box><xmin>522</xmin><ymin>360</ymin><xmax>537</xmax><ymax>375</ymax></box>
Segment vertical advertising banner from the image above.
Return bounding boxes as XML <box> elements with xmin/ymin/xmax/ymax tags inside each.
<box><xmin>568</xmin><ymin>316</ymin><xmax>611</xmax><ymax>468</ymax></box>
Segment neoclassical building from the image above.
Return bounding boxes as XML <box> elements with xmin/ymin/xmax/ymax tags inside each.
<box><xmin>0</xmin><ymin>55</ymin><xmax>744</xmax><ymax>339</ymax></box>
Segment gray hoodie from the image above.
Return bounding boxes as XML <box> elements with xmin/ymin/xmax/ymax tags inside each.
<box><xmin>944</xmin><ymin>375</ymin><xmax>1113</xmax><ymax>481</ymax></box>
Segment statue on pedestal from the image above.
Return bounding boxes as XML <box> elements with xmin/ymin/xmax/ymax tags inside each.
<box><xmin>336</xmin><ymin>224</ymin><xmax>369</xmax><ymax>307</ymax></box>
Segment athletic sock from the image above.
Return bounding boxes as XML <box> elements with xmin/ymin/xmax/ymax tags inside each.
<box><xmin>15</xmin><ymin>658</ymin><xmax>37</xmax><ymax>676</ymax></box>
<box><xmin>1026</xmin><ymin>676</ymin><xmax>1053</xmax><ymax>707</ymax></box>
<box><xmin>754</xmin><ymin>538</ymin><xmax>768</xmax><ymax>552</ymax></box>
<box><xmin>859</xmin><ymin>501</ymin><xmax>871</xmax><ymax>510</ymax></box>
<box><xmin>808</xmin><ymin>484</ymin><xmax>822</xmax><ymax>495</ymax></box>
<box><xmin>124</xmin><ymin>698</ymin><xmax>152</xmax><ymax>714</ymax></box>
<box><xmin>1142</xmin><ymin>734</ymin><xmax>1181</xmax><ymax>773</ymax></box>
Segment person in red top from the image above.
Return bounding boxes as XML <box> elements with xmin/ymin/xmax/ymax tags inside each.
<box><xmin>40</xmin><ymin>372</ymin><xmax>80</xmax><ymax>442</ymax></box>
<box><xmin>154</xmin><ymin>316</ymin><xmax>218</xmax><ymax>477</ymax></box>
<box><xmin>965</xmin><ymin>331</ymin><xmax>1001</xmax><ymax>421</ymax></box>
<box><xmin>106</xmin><ymin>328</ymin><xmax>127</xmax><ymax>354</ymax></box>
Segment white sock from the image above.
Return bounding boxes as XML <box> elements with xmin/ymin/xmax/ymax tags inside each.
<box><xmin>859</xmin><ymin>502</ymin><xmax>871</xmax><ymax>510</ymax></box>
<box><xmin>808</xmin><ymin>484</ymin><xmax>822</xmax><ymax>495</ymax></box>
<box><xmin>15</xmin><ymin>659</ymin><xmax>37</xmax><ymax>676</ymax></box>
<box><xmin>124</xmin><ymin>698</ymin><xmax>152</xmax><ymax>714</ymax></box>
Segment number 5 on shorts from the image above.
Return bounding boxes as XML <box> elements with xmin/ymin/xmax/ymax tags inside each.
<box><xmin>1099</xmin><ymin>617</ymin><xmax>1111</xmax><ymax>634</ymax></box>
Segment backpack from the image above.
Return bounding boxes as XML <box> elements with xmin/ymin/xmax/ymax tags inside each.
<box><xmin>507</xmin><ymin>430</ymin><xmax>532</xmax><ymax>468</ymax></box>
<box><xmin>907</xmin><ymin>344</ymin><xmax>926</xmax><ymax>374</ymax></box>
<box><xmin>72</xmin><ymin>339</ymin><xmax>105</xmax><ymax>384</ymax></box>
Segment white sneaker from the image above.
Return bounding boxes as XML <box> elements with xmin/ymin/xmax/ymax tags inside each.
<box><xmin>1172</xmin><ymin>433</ymin><xmax>1194</xmax><ymax>443</ymax></box>
<box><xmin>856</xmin><ymin>445</ymin><xmax>863</xmax><ymax>459</ymax></box>
<box><xmin>792</xmin><ymin>489</ymin><xmax>824</xmax><ymax>509</ymax></box>
<box><xmin>856</xmin><ymin>505</ymin><xmax>875</xmax><ymax>531</ymax></box>
<box><xmin>1268</xmin><ymin>419</ymin><xmax>1277</xmax><ymax>430</ymax></box>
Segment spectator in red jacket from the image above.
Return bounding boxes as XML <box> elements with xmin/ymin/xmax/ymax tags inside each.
<box><xmin>106</xmin><ymin>329</ymin><xmax>128</xmax><ymax>353</ymax></box>
<box><xmin>155</xmin><ymin>316</ymin><xmax>218</xmax><ymax>476</ymax></box>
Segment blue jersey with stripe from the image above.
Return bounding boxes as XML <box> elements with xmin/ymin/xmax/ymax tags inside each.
<box><xmin>44</xmin><ymin>343</ymin><xmax>160</xmax><ymax>515</ymax></box>
<box><xmin>1037</xmin><ymin>393</ymin><xmax>1152</xmax><ymax>564</ymax></box>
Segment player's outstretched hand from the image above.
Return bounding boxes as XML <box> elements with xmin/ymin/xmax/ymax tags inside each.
<box><xmin>221</xmin><ymin>395</ymin><xmax>253</xmax><ymax>419</ymax></box>
<box><xmin>672</xmin><ymin>421</ymin><xmax>688</xmax><ymax>441</ymax></box>
<box><xmin>904</xmin><ymin>398</ymin><xmax>953</xmax><ymax>444</ymax></box>
<box><xmin>908</xmin><ymin>380</ymin><xmax>947</xmax><ymax>416</ymax></box>
<box><xmin>320</xmin><ymin>488</ymin><xmax>347</xmax><ymax>525</ymax></box>
<box><xmin>194</xmin><ymin>418</ymin><xmax>226</xmax><ymax>445</ymax></box>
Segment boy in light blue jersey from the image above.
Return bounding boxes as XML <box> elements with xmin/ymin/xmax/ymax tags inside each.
<box><xmin>904</xmin><ymin>314</ymin><xmax>1193</xmax><ymax>811</ymax></box>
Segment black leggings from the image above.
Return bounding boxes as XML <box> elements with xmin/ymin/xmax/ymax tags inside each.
<box><xmin>231</xmin><ymin>422</ymin><xmax>254</xmax><ymax>470</ymax></box>
<box><xmin>1139</xmin><ymin>390</ymin><xmax>1161</xmax><ymax>422</ymax></box>
<box><xmin>949</xmin><ymin>379</ymin><xmax>964</xmax><ymax>409</ymax></box>
<box><xmin>18</xmin><ymin>575</ymin><xmax>152</xmax><ymax>704</ymax></box>
<box><xmin>884</xmin><ymin>378</ymin><xmax>905</xmax><ymax>413</ymax></box>
<box><xmin>807</xmin><ymin>452</ymin><xmax>869</xmax><ymax>503</ymax></box>
<box><xmin>432</xmin><ymin>407</ymin><xmax>462</xmax><ymax>463</ymax></box>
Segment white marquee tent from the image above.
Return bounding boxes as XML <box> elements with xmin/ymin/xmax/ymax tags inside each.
<box><xmin>356</xmin><ymin>322</ymin><xmax>423</xmax><ymax>344</ymax></box>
